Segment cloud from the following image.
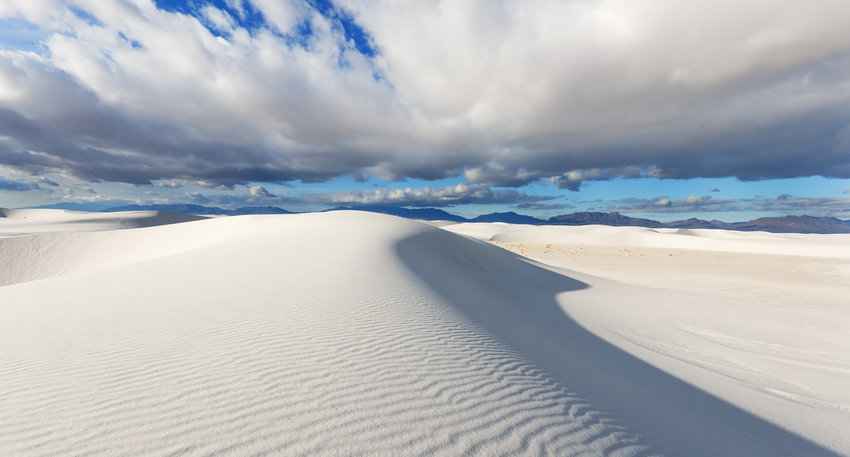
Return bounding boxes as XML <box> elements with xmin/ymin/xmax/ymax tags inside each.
<box><xmin>141</xmin><ymin>182</ymin><xmax>547</xmax><ymax>210</ymax></box>
<box><xmin>307</xmin><ymin>183</ymin><xmax>554</xmax><ymax>208</ymax></box>
<box><xmin>249</xmin><ymin>185</ymin><xmax>276</xmax><ymax>198</ymax></box>
<box><xmin>1</xmin><ymin>0</ymin><xmax>850</xmax><ymax>191</ymax></box>
<box><xmin>179</xmin><ymin>184</ymin><xmax>288</xmax><ymax>207</ymax></box>
<box><xmin>608</xmin><ymin>194</ymin><xmax>850</xmax><ymax>217</ymax></box>
<box><xmin>548</xmin><ymin>167</ymin><xmax>660</xmax><ymax>191</ymax></box>
<box><xmin>49</xmin><ymin>186</ymin><xmax>119</xmax><ymax>204</ymax></box>
<box><xmin>38</xmin><ymin>176</ymin><xmax>59</xmax><ymax>186</ymax></box>
<box><xmin>609</xmin><ymin>195</ymin><xmax>739</xmax><ymax>213</ymax></box>
<box><xmin>184</xmin><ymin>192</ymin><xmax>211</xmax><ymax>205</ymax></box>
<box><xmin>515</xmin><ymin>202</ymin><xmax>575</xmax><ymax>211</ymax></box>
<box><xmin>154</xmin><ymin>180</ymin><xmax>183</xmax><ymax>189</ymax></box>
<box><xmin>709</xmin><ymin>187</ymin><xmax>720</xmax><ymax>192</ymax></box>
<box><xmin>200</xmin><ymin>5</ymin><xmax>238</xmax><ymax>34</ymax></box>
<box><xmin>0</xmin><ymin>176</ymin><xmax>36</xmax><ymax>191</ymax></box>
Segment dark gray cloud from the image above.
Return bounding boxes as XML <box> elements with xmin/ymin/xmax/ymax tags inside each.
<box><xmin>547</xmin><ymin>167</ymin><xmax>658</xmax><ymax>191</ymax></box>
<box><xmin>1</xmin><ymin>1</ymin><xmax>850</xmax><ymax>191</ymax></box>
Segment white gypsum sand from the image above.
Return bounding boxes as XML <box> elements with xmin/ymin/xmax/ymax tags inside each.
<box><xmin>0</xmin><ymin>208</ymin><xmax>207</xmax><ymax>236</ymax></box>
<box><xmin>0</xmin><ymin>209</ymin><xmax>210</xmax><ymax>287</ymax></box>
<box><xmin>0</xmin><ymin>210</ymin><xmax>848</xmax><ymax>456</ymax></box>
<box><xmin>444</xmin><ymin>221</ymin><xmax>850</xmax><ymax>454</ymax></box>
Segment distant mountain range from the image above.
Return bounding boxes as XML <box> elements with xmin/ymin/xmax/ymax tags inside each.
<box><xmin>26</xmin><ymin>203</ymin><xmax>850</xmax><ymax>234</ymax></box>
<box><xmin>545</xmin><ymin>212</ymin><xmax>850</xmax><ymax>234</ymax></box>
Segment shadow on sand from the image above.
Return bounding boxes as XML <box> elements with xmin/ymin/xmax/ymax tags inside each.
<box><xmin>395</xmin><ymin>228</ymin><xmax>839</xmax><ymax>457</ymax></box>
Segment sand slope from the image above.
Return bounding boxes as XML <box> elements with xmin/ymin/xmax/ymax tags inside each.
<box><xmin>1</xmin><ymin>212</ymin><xmax>847</xmax><ymax>456</ymax></box>
<box><xmin>0</xmin><ymin>208</ymin><xmax>207</xmax><ymax>235</ymax></box>
<box><xmin>0</xmin><ymin>209</ymin><xmax>210</xmax><ymax>287</ymax></box>
<box><xmin>444</xmin><ymin>221</ymin><xmax>850</xmax><ymax>455</ymax></box>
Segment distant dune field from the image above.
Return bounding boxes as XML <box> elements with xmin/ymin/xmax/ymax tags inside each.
<box><xmin>1</xmin><ymin>210</ymin><xmax>848</xmax><ymax>456</ymax></box>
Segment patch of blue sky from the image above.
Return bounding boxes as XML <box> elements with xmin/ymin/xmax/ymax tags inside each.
<box><xmin>117</xmin><ymin>31</ymin><xmax>144</xmax><ymax>49</ymax></box>
<box><xmin>152</xmin><ymin>0</ymin><xmax>376</xmax><ymax>58</ymax></box>
<box><xmin>0</xmin><ymin>18</ymin><xmax>46</xmax><ymax>53</ymax></box>
<box><xmin>572</xmin><ymin>176</ymin><xmax>849</xmax><ymax>202</ymax></box>
<box><xmin>152</xmin><ymin>0</ymin><xmax>203</xmax><ymax>16</ymax></box>
<box><xmin>748</xmin><ymin>176</ymin><xmax>850</xmax><ymax>197</ymax></box>
<box><xmin>491</xmin><ymin>175</ymin><xmax>850</xmax><ymax>221</ymax></box>
<box><xmin>685</xmin><ymin>176</ymin><xmax>850</xmax><ymax>199</ymax></box>
<box><xmin>154</xmin><ymin>0</ymin><xmax>264</xmax><ymax>37</ymax></box>
<box><xmin>68</xmin><ymin>6</ymin><xmax>103</xmax><ymax>26</ymax></box>
<box><xmin>450</xmin><ymin>204</ymin><xmax>504</xmax><ymax>218</ymax></box>
<box><xmin>308</xmin><ymin>0</ymin><xmax>376</xmax><ymax>57</ymax></box>
<box><xmin>513</xmin><ymin>179</ymin><xmax>562</xmax><ymax>196</ymax></box>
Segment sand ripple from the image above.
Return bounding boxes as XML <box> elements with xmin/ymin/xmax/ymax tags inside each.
<box><xmin>0</xmin><ymin>213</ymin><xmax>653</xmax><ymax>456</ymax></box>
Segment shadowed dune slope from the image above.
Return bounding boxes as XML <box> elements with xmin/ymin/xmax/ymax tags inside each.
<box><xmin>0</xmin><ymin>211</ymin><xmax>841</xmax><ymax>456</ymax></box>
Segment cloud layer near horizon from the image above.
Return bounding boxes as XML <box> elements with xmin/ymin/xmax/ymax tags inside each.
<box><xmin>2</xmin><ymin>0</ymin><xmax>850</xmax><ymax>190</ymax></box>
<box><xmin>606</xmin><ymin>194</ymin><xmax>850</xmax><ymax>217</ymax></box>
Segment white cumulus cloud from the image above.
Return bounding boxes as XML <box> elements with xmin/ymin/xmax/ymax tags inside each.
<box><xmin>1</xmin><ymin>0</ymin><xmax>849</xmax><ymax>190</ymax></box>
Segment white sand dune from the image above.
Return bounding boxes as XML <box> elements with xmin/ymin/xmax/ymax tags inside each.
<box><xmin>1</xmin><ymin>212</ymin><xmax>847</xmax><ymax>456</ymax></box>
<box><xmin>445</xmin><ymin>222</ymin><xmax>850</xmax><ymax>454</ymax></box>
<box><xmin>0</xmin><ymin>208</ymin><xmax>207</xmax><ymax>237</ymax></box>
<box><xmin>445</xmin><ymin>221</ymin><xmax>850</xmax><ymax>258</ymax></box>
<box><xmin>0</xmin><ymin>209</ymin><xmax>209</xmax><ymax>287</ymax></box>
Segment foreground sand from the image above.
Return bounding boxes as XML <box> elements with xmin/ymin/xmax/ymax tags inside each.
<box><xmin>443</xmin><ymin>222</ymin><xmax>850</xmax><ymax>453</ymax></box>
<box><xmin>1</xmin><ymin>210</ymin><xmax>848</xmax><ymax>456</ymax></box>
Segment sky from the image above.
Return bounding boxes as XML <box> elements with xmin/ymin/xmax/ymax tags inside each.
<box><xmin>1</xmin><ymin>0</ymin><xmax>850</xmax><ymax>221</ymax></box>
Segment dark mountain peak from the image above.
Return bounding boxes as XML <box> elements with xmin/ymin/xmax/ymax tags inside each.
<box><xmin>668</xmin><ymin>218</ymin><xmax>732</xmax><ymax>230</ymax></box>
<box><xmin>470</xmin><ymin>212</ymin><xmax>544</xmax><ymax>225</ymax></box>
<box><xmin>548</xmin><ymin>211</ymin><xmax>665</xmax><ymax>228</ymax></box>
<box><xmin>731</xmin><ymin>215</ymin><xmax>850</xmax><ymax>234</ymax></box>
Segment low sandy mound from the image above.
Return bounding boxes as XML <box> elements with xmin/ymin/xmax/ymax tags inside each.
<box><xmin>0</xmin><ymin>211</ymin><xmax>845</xmax><ymax>456</ymax></box>
<box><xmin>0</xmin><ymin>208</ymin><xmax>207</xmax><ymax>236</ymax></box>
<box><xmin>0</xmin><ymin>211</ymin><xmax>222</xmax><ymax>287</ymax></box>
<box><xmin>446</xmin><ymin>222</ymin><xmax>850</xmax><ymax>258</ymax></box>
